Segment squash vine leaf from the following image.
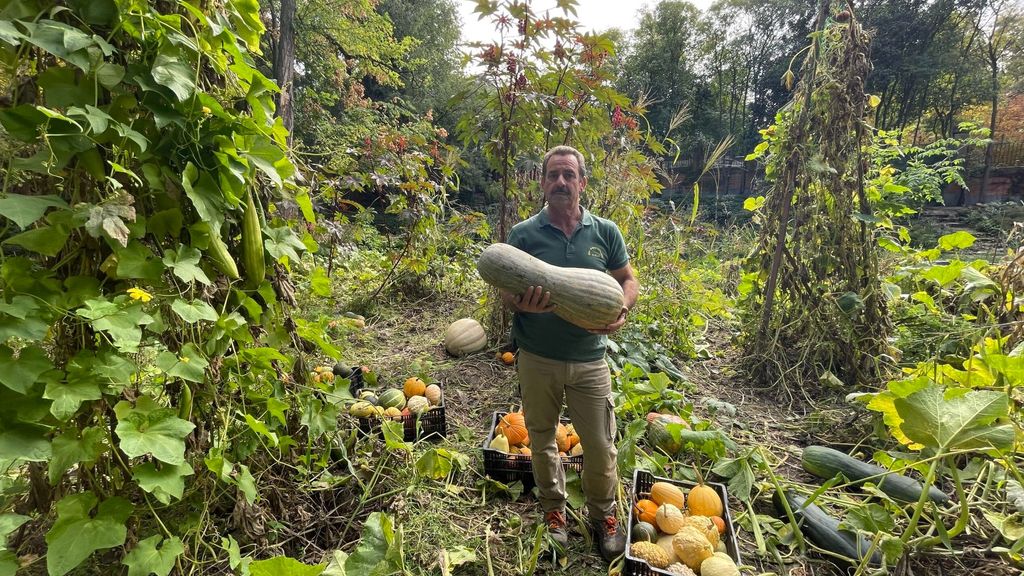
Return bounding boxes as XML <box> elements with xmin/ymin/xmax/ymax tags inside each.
<box><xmin>44</xmin><ymin>492</ymin><xmax>132</xmax><ymax>576</ymax></box>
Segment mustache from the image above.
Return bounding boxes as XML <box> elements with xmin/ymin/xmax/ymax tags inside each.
<box><xmin>551</xmin><ymin>187</ymin><xmax>570</xmax><ymax>194</ymax></box>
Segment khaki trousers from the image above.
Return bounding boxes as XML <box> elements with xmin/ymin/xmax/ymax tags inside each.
<box><xmin>517</xmin><ymin>348</ymin><xmax>618</xmax><ymax>520</ymax></box>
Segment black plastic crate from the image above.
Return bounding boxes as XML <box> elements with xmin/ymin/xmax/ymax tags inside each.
<box><xmin>481</xmin><ymin>411</ymin><xmax>583</xmax><ymax>489</ymax></box>
<box><xmin>625</xmin><ymin>469</ymin><xmax>742</xmax><ymax>575</ymax></box>
<box><xmin>352</xmin><ymin>379</ymin><xmax>446</xmax><ymax>442</ymax></box>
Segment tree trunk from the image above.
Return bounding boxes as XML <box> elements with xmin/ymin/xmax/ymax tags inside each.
<box><xmin>274</xmin><ymin>0</ymin><xmax>296</xmax><ymax>145</ymax></box>
<box><xmin>980</xmin><ymin>65</ymin><xmax>999</xmax><ymax>202</ymax></box>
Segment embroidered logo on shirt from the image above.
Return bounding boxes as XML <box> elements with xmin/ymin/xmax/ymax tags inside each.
<box><xmin>587</xmin><ymin>246</ymin><xmax>604</xmax><ymax>259</ymax></box>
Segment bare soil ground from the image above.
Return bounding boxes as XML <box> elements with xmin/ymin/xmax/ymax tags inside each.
<box><xmin>341</xmin><ymin>297</ymin><xmax>1018</xmax><ymax>576</ymax></box>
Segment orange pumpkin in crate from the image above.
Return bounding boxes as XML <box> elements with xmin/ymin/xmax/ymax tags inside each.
<box><xmin>497</xmin><ymin>412</ymin><xmax>529</xmax><ymax>446</ymax></box>
<box><xmin>633</xmin><ymin>498</ymin><xmax>658</xmax><ymax>524</ymax></box>
<box><xmin>403</xmin><ymin>377</ymin><xmax>426</xmax><ymax>398</ymax></box>
<box><xmin>687</xmin><ymin>483</ymin><xmax>724</xmax><ymax>518</ymax></box>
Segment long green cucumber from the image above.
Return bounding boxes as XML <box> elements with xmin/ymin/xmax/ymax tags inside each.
<box><xmin>773</xmin><ymin>489</ymin><xmax>881</xmax><ymax>565</ymax></box>
<box><xmin>802</xmin><ymin>445</ymin><xmax>949</xmax><ymax>505</ymax></box>
<box><xmin>207</xmin><ymin>227</ymin><xmax>239</xmax><ymax>280</ymax></box>
<box><xmin>241</xmin><ymin>188</ymin><xmax>265</xmax><ymax>288</ymax></box>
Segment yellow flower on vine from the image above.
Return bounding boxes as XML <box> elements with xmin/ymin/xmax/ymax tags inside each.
<box><xmin>179</xmin><ymin>356</ymin><xmax>190</xmax><ymax>363</ymax></box>
<box><xmin>127</xmin><ymin>287</ymin><xmax>153</xmax><ymax>302</ymax></box>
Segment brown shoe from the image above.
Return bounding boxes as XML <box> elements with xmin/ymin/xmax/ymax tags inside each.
<box><xmin>592</xmin><ymin>516</ymin><xmax>625</xmax><ymax>561</ymax></box>
<box><xmin>545</xmin><ymin>509</ymin><xmax>568</xmax><ymax>548</ymax></box>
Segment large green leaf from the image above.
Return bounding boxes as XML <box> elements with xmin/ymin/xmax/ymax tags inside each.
<box><xmin>162</xmin><ymin>245</ymin><xmax>211</xmax><ymax>285</ymax></box>
<box><xmin>299</xmin><ymin>397</ymin><xmax>337</xmax><ymax>438</ymax></box>
<box><xmin>154</xmin><ymin>343</ymin><xmax>209</xmax><ymax>383</ymax></box>
<box><xmin>44</xmin><ymin>375</ymin><xmax>101</xmax><ymax>421</ymax></box>
<box><xmin>310</xmin><ymin>267</ymin><xmax>331</xmax><ymax>297</ymax></box>
<box><xmin>76</xmin><ymin>297</ymin><xmax>155</xmax><ymax>353</ymax></box>
<box><xmin>133</xmin><ymin>461</ymin><xmax>194</xmax><ymax>504</ymax></box>
<box><xmin>0</xmin><ymin>295</ymin><xmax>48</xmax><ymax>342</ymax></box>
<box><xmin>0</xmin><ymin>423</ymin><xmax>51</xmax><ymax>461</ymax></box>
<box><xmin>68</xmin><ymin>0</ymin><xmax>117</xmax><ymax>26</ymax></box>
<box><xmin>171</xmin><ymin>298</ymin><xmax>219</xmax><ymax>323</ymax></box>
<box><xmin>181</xmin><ymin>163</ymin><xmax>225</xmax><ymax>230</ymax></box>
<box><xmin>0</xmin><ymin>194</ymin><xmax>68</xmax><ymax>228</ymax></box>
<box><xmin>0</xmin><ymin>513</ymin><xmax>30</xmax><ymax>543</ymax></box>
<box><xmin>0</xmin><ymin>550</ymin><xmax>17</xmax><ymax>576</ymax></box>
<box><xmin>0</xmin><ymin>344</ymin><xmax>52</xmax><ymax>394</ymax></box>
<box><xmin>344</xmin><ymin>512</ymin><xmax>402</xmax><ymax>576</ymax></box>
<box><xmin>49</xmin><ymin>427</ymin><xmax>107</xmax><ymax>485</ymax></box>
<box><xmin>4</xmin><ymin>224</ymin><xmax>71</xmax><ymax>257</ymax></box>
<box><xmin>115</xmin><ymin>240</ymin><xmax>166</xmax><ymax>280</ymax></box>
<box><xmin>0</xmin><ymin>103</ymin><xmax>46</xmax><ymax>140</ymax></box>
<box><xmin>23</xmin><ymin>20</ymin><xmax>93</xmax><ymax>71</ymax></box>
<box><xmin>895</xmin><ymin>383</ymin><xmax>1015</xmax><ymax>452</ymax></box>
<box><xmin>249</xmin><ymin>556</ymin><xmax>325</xmax><ymax>576</ymax></box>
<box><xmin>151</xmin><ymin>50</ymin><xmax>196</xmax><ymax>101</ymax></box>
<box><xmin>241</xmin><ymin>412</ymin><xmax>277</xmax><ymax>446</ymax></box>
<box><xmin>123</xmin><ymin>535</ymin><xmax>184</xmax><ymax>576</ymax></box>
<box><xmin>938</xmin><ymin>231</ymin><xmax>976</xmax><ymax>251</ymax></box>
<box><xmin>921</xmin><ymin>261</ymin><xmax>966</xmax><ymax>287</ymax></box>
<box><xmin>228</xmin><ymin>0</ymin><xmax>266</xmax><ymax>52</ymax></box>
<box><xmin>44</xmin><ymin>492</ymin><xmax>132</xmax><ymax>576</ymax></box>
<box><xmin>322</xmin><ymin>551</ymin><xmax>349</xmax><ymax>576</ymax></box>
<box><xmin>114</xmin><ymin>395</ymin><xmax>195</xmax><ymax>465</ymax></box>
<box><xmin>237</xmin><ymin>463</ymin><xmax>258</xmax><ymax>504</ymax></box>
<box><xmin>415</xmin><ymin>448</ymin><xmax>469</xmax><ymax>480</ymax></box>
<box><xmin>264</xmin><ymin>226</ymin><xmax>305</xmax><ymax>264</ymax></box>
<box><xmin>93</xmin><ymin>349</ymin><xmax>137</xmax><ymax>393</ymax></box>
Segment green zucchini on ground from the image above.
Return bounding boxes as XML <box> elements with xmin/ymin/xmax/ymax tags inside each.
<box><xmin>773</xmin><ymin>489</ymin><xmax>882</xmax><ymax>565</ymax></box>
<box><xmin>802</xmin><ymin>445</ymin><xmax>949</xmax><ymax>505</ymax></box>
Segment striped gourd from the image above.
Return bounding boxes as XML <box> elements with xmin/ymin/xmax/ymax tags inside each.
<box><xmin>476</xmin><ymin>243</ymin><xmax>624</xmax><ymax>330</ymax></box>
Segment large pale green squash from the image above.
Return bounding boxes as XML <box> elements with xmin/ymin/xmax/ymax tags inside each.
<box><xmin>476</xmin><ymin>243</ymin><xmax>624</xmax><ymax>330</ymax></box>
<box><xmin>444</xmin><ymin>318</ymin><xmax>487</xmax><ymax>356</ymax></box>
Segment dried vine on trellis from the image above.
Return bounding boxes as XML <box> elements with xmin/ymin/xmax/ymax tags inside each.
<box><xmin>743</xmin><ymin>1</ymin><xmax>891</xmax><ymax>389</ymax></box>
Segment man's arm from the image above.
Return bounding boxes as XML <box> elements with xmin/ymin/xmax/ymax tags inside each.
<box><xmin>589</xmin><ymin>262</ymin><xmax>638</xmax><ymax>335</ymax></box>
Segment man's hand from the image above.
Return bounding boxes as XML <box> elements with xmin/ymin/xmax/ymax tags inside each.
<box><xmin>502</xmin><ymin>286</ymin><xmax>555</xmax><ymax>313</ymax></box>
<box><xmin>588</xmin><ymin>306</ymin><xmax>628</xmax><ymax>335</ymax></box>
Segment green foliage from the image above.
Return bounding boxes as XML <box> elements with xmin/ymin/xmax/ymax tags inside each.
<box><xmin>0</xmin><ymin>0</ymin><xmax>328</xmax><ymax>573</ymax></box>
<box><xmin>44</xmin><ymin>492</ymin><xmax>132</xmax><ymax>576</ymax></box>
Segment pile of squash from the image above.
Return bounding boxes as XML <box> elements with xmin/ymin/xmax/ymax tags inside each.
<box><xmin>628</xmin><ymin>481</ymin><xmax>740</xmax><ymax>576</ymax></box>
<box><xmin>487</xmin><ymin>412</ymin><xmax>584</xmax><ymax>458</ymax></box>
<box><xmin>348</xmin><ymin>376</ymin><xmax>442</xmax><ymax>419</ymax></box>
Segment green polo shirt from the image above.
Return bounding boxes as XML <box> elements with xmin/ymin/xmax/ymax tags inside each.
<box><xmin>506</xmin><ymin>207</ymin><xmax>628</xmax><ymax>362</ymax></box>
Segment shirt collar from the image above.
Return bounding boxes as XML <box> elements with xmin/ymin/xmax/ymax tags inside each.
<box><xmin>539</xmin><ymin>206</ymin><xmax>593</xmax><ymax>228</ymax></box>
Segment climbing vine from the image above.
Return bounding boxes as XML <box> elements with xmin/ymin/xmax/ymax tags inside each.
<box><xmin>0</xmin><ymin>1</ymin><xmax>327</xmax><ymax>573</ymax></box>
<box><xmin>741</xmin><ymin>1</ymin><xmax>890</xmax><ymax>389</ymax></box>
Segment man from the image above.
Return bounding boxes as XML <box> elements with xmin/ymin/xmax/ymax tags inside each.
<box><xmin>500</xmin><ymin>145</ymin><xmax>639</xmax><ymax>561</ymax></box>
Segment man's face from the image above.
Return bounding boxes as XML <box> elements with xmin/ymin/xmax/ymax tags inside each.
<box><xmin>542</xmin><ymin>153</ymin><xmax>586</xmax><ymax>209</ymax></box>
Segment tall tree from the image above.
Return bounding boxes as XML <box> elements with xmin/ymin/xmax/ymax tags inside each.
<box><xmin>375</xmin><ymin>0</ymin><xmax>463</xmax><ymax>120</ymax></box>
<box><xmin>979</xmin><ymin>0</ymin><xmax>1021</xmax><ymax>198</ymax></box>
<box><xmin>861</xmin><ymin>0</ymin><xmax>973</xmax><ymax>135</ymax></box>
<box><xmin>271</xmin><ymin>0</ymin><xmax>297</xmax><ymax>144</ymax></box>
<box><xmin>618</xmin><ymin>1</ymin><xmax>702</xmax><ymax>139</ymax></box>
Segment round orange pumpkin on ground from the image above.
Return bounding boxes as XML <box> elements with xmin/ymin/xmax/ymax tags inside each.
<box><xmin>403</xmin><ymin>377</ymin><xmax>426</xmax><ymax>398</ymax></box>
<box><xmin>500</xmin><ymin>351</ymin><xmax>515</xmax><ymax>365</ymax></box>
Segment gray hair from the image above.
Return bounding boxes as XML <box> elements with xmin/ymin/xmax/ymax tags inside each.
<box><xmin>541</xmin><ymin>145</ymin><xmax>587</xmax><ymax>179</ymax></box>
